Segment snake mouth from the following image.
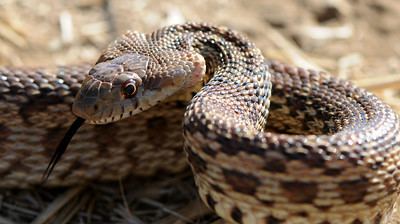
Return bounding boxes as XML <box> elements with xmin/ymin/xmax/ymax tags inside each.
<box><xmin>42</xmin><ymin>117</ymin><xmax>86</xmax><ymax>181</ymax></box>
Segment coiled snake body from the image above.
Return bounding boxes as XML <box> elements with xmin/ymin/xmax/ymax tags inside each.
<box><xmin>0</xmin><ymin>23</ymin><xmax>399</xmax><ymax>224</ymax></box>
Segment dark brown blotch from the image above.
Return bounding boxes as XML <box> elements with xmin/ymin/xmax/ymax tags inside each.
<box><xmin>217</xmin><ymin>135</ymin><xmax>241</xmax><ymax>156</ymax></box>
<box><xmin>315</xmin><ymin>205</ymin><xmax>332</xmax><ymax>211</ymax></box>
<box><xmin>281</xmin><ymin>181</ymin><xmax>318</xmax><ymax>203</ymax></box>
<box><xmin>266</xmin><ymin>215</ymin><xmax>283</xmax><ymax>224</ymax></box>
<box><xmin>338</xmin><ymin>177</ymin><xmax>369</xmax><ymax>204</ymax></box>
<box><xmin>202</xmin><ymin>145</ymin><xmax>217</xmax><ymax>157</ymax></box>
<box><xmin>305</xmin><ymin>151</ymin><xmax>326</xmax><ymax>168</ymax></box>
<box><xmin>231</xmin><ymin>206</ymin><xmax>243</xmax><ymax>224</ymax></box>
<box><xmin>260</xmin><ymin>199</ymin><xmax>275</xmax><ymax>207</ymax></box>
<box><xmin>374</xmin><ymin>213</ymin><xmax>382</xmax><ymax>224</ymax></box>
<box><xmin>146</xmin><ymin>116</ymin><xmax>167</xmax><ymax>129</ymax></box>
<box><xmin>366</xmin><ymin>199</ymin><xmax>379</xmax><ymax>207</ymax></box>
<box><xmin>147</xmin><ymin>116</ymin><xmax>168</xmax><ymax>147</ymax></box>
<box><xmin>185</xmin><ymin>147</ymin><xmax>207</xmax><ymax>174</ymax></box>
<box><xmin>223</xmin><ymin>169</ymin><xmax>261</xmax><ymax>195</ymax></box>
<box><xmin>264</xmin><ymin>157</ymin><xmax>286</xmax><ymax>173</ymax></box>
<box><xmin>352</xmin><ymin>219</ymin><xmax>363</xmax><ymax>224</ymax></box>
<box><xmin>175</xmin><ymin>100</ymin><xmax>187</xmax><ymax>108</ymax></box>
<box><xmin>214</xmin><ymin>135</ymin><xmax>266</xmax><ymax>157</ymax></box>
<box><xmin>323</xmin><ymin>168</ymin><xmax>342</xmax><ymax>176</ymax></box>
<box><xmin>205</xmin><ymin>194</ymin><xmax>216</xmax><ymax>210</ymax></box>
<box><xmin>296</xmin><ymin>211</ymin><xmax>308</xmax><ymax>218</ymax></box>
<box><xmin>94</xmin><ymin>123</ymin><xmax>122</xmax><ymax>151</ymax></box>
<box><xmin>0</xmin><ymin>124</ymin><xmax>12</xmax><ymax>141</ymax></box>
<box><xmin>210</xmin><ymin>183</ymin><xmax>224</xmax><ymax>193</ymax></box>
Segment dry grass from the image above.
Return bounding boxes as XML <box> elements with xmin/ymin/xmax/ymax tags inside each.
<box><xmin>0</xmin><ymin>171</ymin><xmax>216</xmax><ymax>224</ymax></box>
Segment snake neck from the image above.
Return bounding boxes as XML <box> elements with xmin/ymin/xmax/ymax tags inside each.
<box><xmin>157</xmin><ymin>23</ymin><xmax>266</xmax><ymax>82</ymax></box>
<box><xmin>156</xmin><ymin>23</ymin><xmax>272</xmax><ymax>137</ymax></box>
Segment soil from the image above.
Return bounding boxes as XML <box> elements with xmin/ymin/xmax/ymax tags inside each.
<box><xmin>0</xmin><ymin>0</ymin><xmax>399</xmax><ymax>223</ymax></box>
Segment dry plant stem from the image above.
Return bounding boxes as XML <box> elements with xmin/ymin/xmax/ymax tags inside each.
<box><xmin>31</xmin><ymin>186</ymin><xmax>85</xmax><ymax>224</ymax></box>
<box><xmin>264</xmin><ymin>23</ymin><xmax>324</xmax><ymax>71</ymax></box>
<box><xmin>0</xmin><ymin>216</ymin><xmax>17</xmax><ymax>224</ymax></box>
<box><xmin>353</xmin><ymin>74</ymin><xmax>400</xmax><ymax>90</ymax></box>
<box><xmin>118</xmin><ymin>179</ymin><xmax>135</xmax><ymax>221</ymax></box>
<box><xmin>157</xmin><ymin>199</ymin><xmax>211</xmax><ymax>224</ymax></box>
<box><xmin>53</xmin><ymin>194</ymin><xmax>90</xmax><ymax>224</ymax></box>
<box><xmin>210</xmin><ymin>219</ymin><xmax>225</xmax><ymax>224</ymax></box>
<box><xmin>1</xmin><ymin>201</ymin><xmax>38</xmax><ymax>217</ymax></box>
<box><xmin>139</xmin><ymin>198</ymin><xmax>192</xmax><ymax>223</ymax></box>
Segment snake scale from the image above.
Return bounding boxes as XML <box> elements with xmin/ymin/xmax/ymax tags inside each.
<box><xmin>0</xmin><ymin>23</ymin><xmax>399</xmax><ymax>224</ymax></box>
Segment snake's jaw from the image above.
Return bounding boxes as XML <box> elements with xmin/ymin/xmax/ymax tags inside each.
<box><xmin>73</xmin><ymin>52</ymin><xmax>206</xmax><ymax>124</ymax></box>
<box><xmin>72</xmin><ymin>76</ymin><xmax>111</xmax><ymax>121</ymax></box>
<box><xmin>72</xmin><ymin>54</ymin><xmax>148</xmax><ymax>122</ymax></box>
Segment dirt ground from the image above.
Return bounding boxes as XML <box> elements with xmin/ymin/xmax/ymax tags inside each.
<box><xmin>0</xmin><ymin>0</ymin><xmax>399</xmax><ymax>223</ymax></box>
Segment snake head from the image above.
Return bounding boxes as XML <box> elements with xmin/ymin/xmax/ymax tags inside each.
<box><xmin>72</xmin><ymin>51</ymin><xmax>205</xmax><ymax>124</ymax></box>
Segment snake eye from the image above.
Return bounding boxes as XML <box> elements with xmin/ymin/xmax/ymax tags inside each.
<box><xmin>122</xmin><ymin>79</ymin><xmax>138</xmax><ymax>98</ymax></box>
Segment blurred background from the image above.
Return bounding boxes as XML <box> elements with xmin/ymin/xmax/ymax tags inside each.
<box><xmin>0</xmin><ymin>0</ymin><xmax>399</xmax><ymax>223</ymax></box>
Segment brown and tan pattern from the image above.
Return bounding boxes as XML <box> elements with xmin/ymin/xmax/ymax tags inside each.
<box><xmin>0</xmin><ymin>65</ymin><xmax>188</xmax><ymax>187</ymax></box>
<box><xmin>0</xmin><ymin>23</ymin><xmax>399</xmax><ymax>224</ymax></box>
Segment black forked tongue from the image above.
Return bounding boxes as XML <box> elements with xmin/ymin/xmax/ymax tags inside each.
<box><xmin>42</xmin><ymin>117</ymin><xmax>85</xmax><ymax>183</ymax></box>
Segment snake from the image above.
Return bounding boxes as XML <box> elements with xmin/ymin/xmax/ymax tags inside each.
<box><xmin>0</xmin><ymin>23</ymin><xmax>399</xmax><ymax>224</ymax></box>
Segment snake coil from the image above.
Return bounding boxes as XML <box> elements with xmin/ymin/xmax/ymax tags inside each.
<box><xmin>0</xmin><ymin>23</ymin><xmax>399</xmax><ymax>224</ymax></box>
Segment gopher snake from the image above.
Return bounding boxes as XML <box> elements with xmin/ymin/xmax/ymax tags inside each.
<box><xmin>0</xmin><ymin>23</ymin><xmax>399</xmax><ymax>224</ymax></box>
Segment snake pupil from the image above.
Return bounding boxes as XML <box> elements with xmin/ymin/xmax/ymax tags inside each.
<box><xmin>124</xmin><ymin>84</ymin><xmax>135</xmax><ymax>95</ymax></box>
<box><xmin>122</xmin><ymin>80</ymin><xmax>137</xmax><ymax>98</ymax></box>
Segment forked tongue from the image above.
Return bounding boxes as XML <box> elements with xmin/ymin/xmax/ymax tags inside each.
<box><xmin>42</xmin><ymin>117</ymin><xmax>85</xmax><ymax>182</ymax></box>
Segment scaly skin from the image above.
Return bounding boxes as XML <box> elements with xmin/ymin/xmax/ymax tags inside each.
<box><xmin>1</xmin><ymin>23</ymin><xmax>399</xmax><ymax>223</ymax></box>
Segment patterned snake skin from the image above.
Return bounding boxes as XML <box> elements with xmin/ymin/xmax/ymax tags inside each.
<box><xmin>1</xmin><ymin>23</ymin><xmax>400</xmax><ymax>224</ymax></box>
